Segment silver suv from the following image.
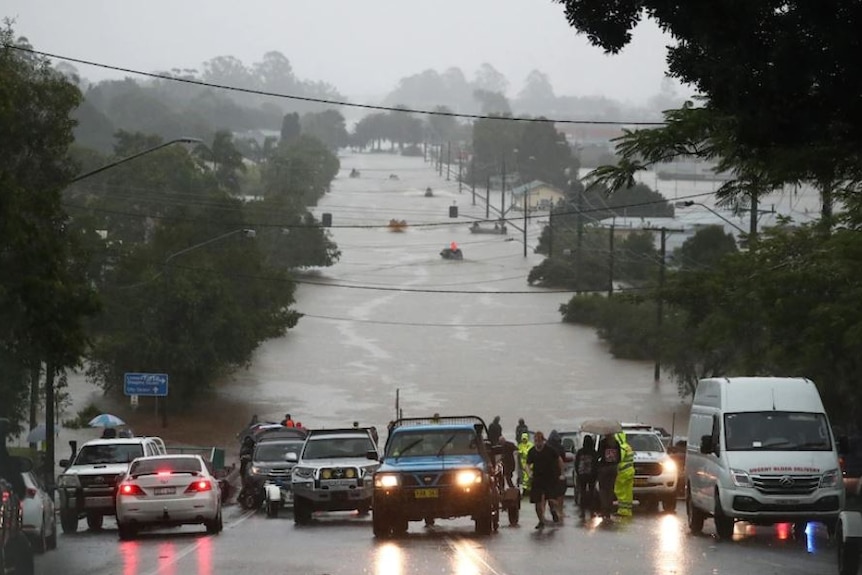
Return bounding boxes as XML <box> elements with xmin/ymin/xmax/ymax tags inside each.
<box><xmin>623</xmin><ymin>426</ymin><xmax>678</xmax><ymax>512</ymax></box>
<box><xmin>290</xmin><ymin>428</ymin><xmax>379</xmax><ymax>524</ymax></box>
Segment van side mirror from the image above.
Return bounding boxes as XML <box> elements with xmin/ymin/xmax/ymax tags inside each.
<box><xmin>285</xmin><ymin>452</ymin><xmax>298</xmax><ymax>462</ymax></box>
<box><xmin>700</xmin><ymin>435</ymin><xmax>714</xmax><ymax>454</ymax></box>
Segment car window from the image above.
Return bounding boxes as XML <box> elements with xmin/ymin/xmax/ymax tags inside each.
<box><xmin>386</xmin><ymin>429</ymin><xmax>478</xmax><ymax>457</ymax></box>
<box><xmin>75</xmin><ymin>443</ymin><xmax>145</xmax><ymax>465</ymax></box>
<box><xmin>627</xmin><ymin>433</ymin><xmax>665</xmax><ymax>452</ymax></box>
<box><xmin>255</xmin><ymin>441</ymin><xmax>303</xmax><ymax>462</ymax></box>
<box><xmin>129</xmin><ymin>456</ymin><xmax>203</xmax><ymax>476</ymax></box>
<box><xmin>303</xmin><ymin>436</ymin><xmax>375</xmax><ymax>459</ymax></box>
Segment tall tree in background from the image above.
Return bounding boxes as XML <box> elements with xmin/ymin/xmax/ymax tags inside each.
<box><xmin>300</xmin><ymin>109</ymin><xmax>349</xmax><ymax>151</ymax></box>
<box><xmin>0</xmin><ymin>24</ymin><xmax>99</xmax><ymax>430</ymax></box>
<box><xmin>280</xmin><ymin>112</ymin><xmax>301</xmax><ymax>148</ymax></box>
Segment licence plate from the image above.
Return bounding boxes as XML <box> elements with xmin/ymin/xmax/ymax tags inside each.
<box><xmin>415</xmin><ymin>488</ymin><xmax>438</xmax><ymax>499</ymax></box>
<box><xmin>154</xmin><ymin>487</ymin><xmax>176</xmax><ymax>496</ymax></box>
<box><xmin>634</xmin><ymin>478</ymin><xmax>650</xmax><ymax>487</ymax></box>
<box><xmin>774</xmin><ymin>499</ymin><xmax>798</xmax><ymax>506</ymax></box>
<box><xmin>84</xmin><ymin>496</ymin><xmax>113</xmax><ymax>508</ymax></box>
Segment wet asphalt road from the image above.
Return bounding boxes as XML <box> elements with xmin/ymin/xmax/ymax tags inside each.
<box><xmin>35</xmin><ymin>498</ymin><xmax>838</xmax><ymax>575</ymax></box>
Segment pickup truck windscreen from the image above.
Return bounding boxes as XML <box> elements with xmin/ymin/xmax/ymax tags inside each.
<box><xmin>73</xmin><ymin>444</ymin><xmax>144</xmax><ymax>465</ymax></box>
<box><xmin>387</xmin><ymin>429</ymin><xmax>478</xmax><ymax>458</ymax></box>
<box><xmin>302</xmin><ymin>437</ymin><xmax>375</xmax><ymax>459</ymax></box>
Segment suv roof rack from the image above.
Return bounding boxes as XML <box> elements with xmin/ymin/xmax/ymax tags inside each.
<box><xmin>388</xmin><ymin>416</ymin><xmax>487</xmax><ymax>432</ymax></box>
<box><xmin>306</xmin><ymin>427</ymin><xmax>375</xmax><ymax>437</ymax></box>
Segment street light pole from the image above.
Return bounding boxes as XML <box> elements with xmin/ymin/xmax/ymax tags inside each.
<box><xmin>44</xmin><ymin>136</ymin><xmax>201</xmax><ymax>492</ymax></box>
<box><xmin>674</xmin><ymin>201</ymin><xmax>746</xmax><ymax>234</ymax></box>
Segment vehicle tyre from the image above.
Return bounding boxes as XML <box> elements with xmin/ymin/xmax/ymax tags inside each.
<box><xmin>492</xmin><ymin>508</ymin><xmax>500</xmax><ymax>532</ymax></box>
<box><xmin>793</xmin><ymin>521</ymin><xmax>807</xmax><ymax>539</ymax></box>
<box><xmin>31</xmin><ymin>525</ymin><xmax>46</xmax><ymax>554</ymax></box>
<box><xmin>117</xmin><ymin>523</ymin><xmax>136</xmax><ymax>541</ymax></box>
<box><xmin>686</xmin><ymin>488</ymin><xmax>705</xmax><ymax>535</ymax></box>
<box><xmin>240</xmin><ymin>490</ymin><xmax>258</xmax><ymax>511</ymax></box>
<box><xmin>372</xmin><ymin>511</ymin><xmax>390</xmax><ymax>539</ymax></box>
<box><xmin>392</xmin><ymin>517</ymin><xmax>409</xmax><ymax>537</ymax></box>
<box><xmin>266</xmin><ymin>501</ymin><xmax>278</xmax><ymax>519</ymax></box>
<box><xmin>838</xmin><ymin>521</ymin><xmax>861</xmax><ymax>575</ymax></box>
<box><xmin>357</xmin><ymin>500</ymin><xmax>371</xmax><ymax>516</ymax></box>
<box><xmin>217</xmin><ymin>510</ymin><xmax>224</xmax><ymax>533</ymax></box>
<box><xmin>205</xmin><ymin>511</ymin><xmax>222</xmax><ymax>535</ymax></box>
<box><xmin>713</xmin><ymin>495</ymin><xmax>734</xmax><ymax>541</ymax></box>
<box><xmin>8</xmin><ymin>534</ymin><xmax>34</xmax><ymax>575</ymax></box>
<box><xmin>86</xmin><ymin>513</ymin><xmax>103</xmax><ymax>531</ymax></box>
<box><xmin>293</xmin><ymin>497</ymin><xmax>312</xmax><ymax>525</ymax></box>
<box><xmin>474</xmin><ymin>507</ymin><xmax>493</xmax><ymax>535</ymax></box>
<box><xmin>642</xmin><ymin>497</ymin><xmax>660</xmax><ymax>513</ymax></box>
<box><xmin>662</xmin><ymin>495</ymin><xmax>678</xmax><ymax>514</ymax></box>
<box><xmin>46</xmin><ymin>525</ymin><xmax>57</xmax><ymax>551</ymax></box>
<box><xmin>60</xmin><ymin>509</ymin><xmax>78</xmax><ymax>534</ymax></box>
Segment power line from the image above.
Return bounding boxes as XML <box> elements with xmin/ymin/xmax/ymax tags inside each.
<box><xmin>5</xmin><ymin>44</ymin><xmax>665</xmax><ymax>127</ymax></box>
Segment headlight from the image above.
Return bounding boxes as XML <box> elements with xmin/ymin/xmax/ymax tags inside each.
<box><xmin>345</xmin><ymin>468</ymin><xmax>356</xmax><ymax>479</ymax></box>
<box><xmin>375</xmin><ymin>474</ymin><xmax>399</xmax><ymax>488</ymax></box>
<box><xmin>250</xmin><ymin>466</ymin><xmax>262</xmax><ymax>475</ymax></box>
<box><xmin>455</xmin><ymin>470</ymin><xmax>482</xmax><ymax>486</ymax></box>
<box><xmin>820</xmin><ymin>469</ymin><xmax>840</xmax><ymax>488</ymax></box>
<box><xmin>292</xmin><ymin>466</ymin><xmax>314</xmax><ymax>480</ymax></box>
<box><xmin>661</xmin><ymin>458</ymin><xmax>677</xmax><ymax>473</ymax></box>
<box><xmin>321</xmin><ymin>469</ymin><xmax>332</xmax><ymax>480</ymax></box>
<box><xmin>730</xmin><ymin>468</ymin><xmax>752</xmax><ymax>487</ymax></box>
<box><xmin>57</xmin><ymin>474</ymin><xmax>80</xmax><ymax>488</ymax></box>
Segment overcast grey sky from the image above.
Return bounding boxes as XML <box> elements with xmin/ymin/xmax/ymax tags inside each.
<box><xmin>4</xmin><ymin>0</ymin><xmax>686</xmax><ymax>104</ymax></box>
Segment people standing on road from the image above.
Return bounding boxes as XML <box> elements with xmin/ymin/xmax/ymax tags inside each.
<box><xmin>575</xmin><ymin>435</ymin><xmax>598</xmax><ymax>519</ymax></box>
<box><xmin>547</xmin><ymin>430</ymin><xmax>567</xmax><ymax>522</ymax></box>
<box><xmin>281</xmin><ymin>414</ymin><xmax>295</xmax><ymax>427</ymax></box>
<box><xmin>498</xmin><ymin>435</ymin><xmax>518</xmax><ymax>489</ymax></box>
<box><xmin>596</xmin><ymin>432</ymin><xmax>621</xmax><ymax>519</ymax></box>
<box><xmin>239</xmin><ymin>436</ymin><xmax>255</xmax><ymax>477</ymax></box>
<box><xmin>614</xmin><ymin>431</ymin><xmax>635</xmax><ymax>517</ymax></box>
<box><xmin>488</xmin><ymin>416</ymin><xmax>502</xmax><ymax>446</ymax></box>
<box><xmin>517</xmin><ymin>432</ymin><xmax>534</xmax><ymax>496</ymax></box>
<box><xmin>515</xmin><ymin>418</ymin><xmax>529</xmax><ymax>441</ymax></box>
<box><xmin>526</xmin><ymin>431</ymin><xmax>564</xmax><ymax>530</ymax></box>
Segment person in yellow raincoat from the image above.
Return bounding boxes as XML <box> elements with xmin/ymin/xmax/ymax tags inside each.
<box><xmin>614</xmin><ymin>431</ymin><xmax>635</xmax><ymax>517</ymax></box>
<box><xmin>517</xmin><ymin>432</ymin><xmax>534</xmax><ymax>496</ymax></box>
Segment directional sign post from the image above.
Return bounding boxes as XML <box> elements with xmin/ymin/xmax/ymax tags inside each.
<box><xmin>124</xmin><ymin>373</ymin><xmax>169</xmax><ymax>397</ymax></box>
<box><xmin>124</xmin><ymin>373</ymin><xmax>169</xmax><ymax>427</ymax></box>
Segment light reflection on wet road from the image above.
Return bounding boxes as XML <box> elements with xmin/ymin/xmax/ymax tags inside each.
<box><xmin>36</xmin><ymin>500</ymin><xmax>838</xmax><ymax>575</ymax></box>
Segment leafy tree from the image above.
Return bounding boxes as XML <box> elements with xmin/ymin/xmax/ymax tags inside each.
<box><xmin>473</xmin><ymin>63</ymin><xmax>509</xmax><ymax>95</ymax></box>
<box><xmin>672</xmin><ymin>226</ymin><xmax>738</xmax><ymax>271</ymax></box>
<box><xmin>425</xmin><ymin>106</ymin><xmax>460</xmax><ymax>145</ymax></box>
<box><xmin>300</xmin><ymin>109</ymin><xmax>349</xmax><ymax>151</ymax></box>
<box><xmin>473</xmin><ymin>90</ymin><xmax>511</xmax><ymax>115</ymax></box>
<box><xmin>516</xmin><ymin>70</ymin><xmax>557</xmax><ymax>114</ymax></box>
<box><xmin>515</xmin><ymin>119</ymin><xmax>577</xmax><ymax>188</ymax></box>
<box><xmin>0</xmin><ymin>25</ymin><xmax>100</xmax><ymax>429</ymax></box>
<box><xmin>280</xmin><ymin>112</ymin><xmax>301</xmax><ymax>148</ymax></box>
<box><xmin>196</xmin><ymin>130</ymin><xmax>247</xmax><ymax>194</ymax></box>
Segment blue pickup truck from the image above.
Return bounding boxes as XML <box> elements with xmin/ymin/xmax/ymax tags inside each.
<box><xmin>371</xmin><ymin>416</ymin><xmax>501</xmax><ymax>537</ymax></box>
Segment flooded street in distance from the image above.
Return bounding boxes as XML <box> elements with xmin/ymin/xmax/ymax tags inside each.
<box><xmin>224</xmin><ymin>151</ymin><xmax>686</xmax><ymax>436</ymax></box>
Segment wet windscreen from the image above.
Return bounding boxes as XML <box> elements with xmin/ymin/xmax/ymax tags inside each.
<box><xmin>255</xmin><ymin>441</ymin><xmax>303</xmax><ymax>462</ymax></box>
<box><xmin>130</xmin><ymin>457</ymin><xmax>202</xmax><ymax>476</ymax></box>
<box><xmin>302</xmin><ymin>436</ymin><xmax>375</xmax><ymax>459</ymax></box>
<box><xmin>626</xmin><ymin>433</ymin><xmax>665</xmax><ymax>452</ymax></box>
<box><xmin>74</xmin><ymin>444</ymin><xmax>144</xmax><ymax>465</ymax></box>
<box><xmin>386</xmin><ymin>429</ymin><xmax>479</xmax><ymax>458</ymax></box>
<box><xmin>724</xmin><ymin>412</ymin><xmax>832</xmax><ymax>451</ymax></box>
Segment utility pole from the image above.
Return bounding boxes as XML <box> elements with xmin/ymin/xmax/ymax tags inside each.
<box><xmin>437</xmin><ymin>145</ymin><xmax>442</xmax><ymax>176</ymax></box>
<box><xmin>471</xmin><ymin>157</ymin><xmax>476</xmax><ymax>205</ymax></box>
<box><xmin>446</xmin><ymin>141</ymin><xmax>451</xmax><ymax>181</ymax></box>
<box><xmin>485</xmin><ymin>176</ymin><xmax>491</xmax><ymax>219</ymax></box>
<box><xmin>458</xmin><ymin>150</ymin><xmax>462</xmax><ymax>194</ymax></box>
<box><xmin>608</xmin><ymin>222</ymin><xmax>615</xmax><ymax>297</ymax></box>
<box><xmin>423</xmin><ymin>141</ymin><xmax>427</xmax><ymax>162</ymax></box>
<box><xmin>523</xmin><ymin>189</ymin><xmax>528</xmax><ymax>257</ymax></box>
<box><xmin>643</xmin><ymin>226</ymin><xmax>683</xmax><ymax>383</ymax></box>
<box><xmin>501</xmin><ymin>156</ymin><xmax>506</xmax><ymax>217</ymax></box>
<box><xmin>548</xmin><ymin>209</ymin><xmax>553</xmax><ymax>258</ymax></box>
<box><xmin>575</xmin><ymin>187</ymin><xmax>584</xmax><ymax>286</ymax></box>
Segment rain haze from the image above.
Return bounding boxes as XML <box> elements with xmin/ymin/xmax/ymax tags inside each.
<box><xmin>4</xmin><ymin>0</ymin><xmax>687</xmax><ymax>110</ymax></box>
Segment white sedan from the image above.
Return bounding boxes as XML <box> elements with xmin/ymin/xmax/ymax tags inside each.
<box><xmin>115</xmin><ymin>454</ymin><xmax>223</xmax><ymax>540</ymax></box>
<box><xmin>21</xmin><ymin>470</ymin><xmax>57</xmax><ymax>553</ymax></box>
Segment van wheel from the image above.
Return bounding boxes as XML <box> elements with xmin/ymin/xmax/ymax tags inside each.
<box><xmin>293</xmin><ymin>497</ymin><xmax>312</xmax><ymax>524</ymax></box>
<box><xmin>686</xmin><ymin>489</ymin><xmax>704</xmax><ymax>534</ymax></box>
<box><xmin>838</xmin><ymin>521</ymin><xmax>861</xmax><ymax>575</ymax></box>
<box><xmin>662</xmin><ymin>496</ymin><xmax>677</xmax><ymax>514</ymax></box>
<box><xmin>713</xmin><ymin>496</ymin><xmax>734</xmax><ymax>540</ymax></box>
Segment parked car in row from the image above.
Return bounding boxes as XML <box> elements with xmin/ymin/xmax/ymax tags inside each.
<box><xmin>20</xmin><ymin>470</ymin><xmax>56</xmax><ymax>553</ymax></box>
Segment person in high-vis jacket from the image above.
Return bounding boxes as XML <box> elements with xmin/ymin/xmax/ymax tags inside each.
<box><xmin>517</xmin><ymin>432</ymin><xmax>534</xmax><ymax>496</ymax></box>
<box><xmin>614</xmin><ymin>431</ymin><xmax>635</xmax><ymax>517</ymax></box>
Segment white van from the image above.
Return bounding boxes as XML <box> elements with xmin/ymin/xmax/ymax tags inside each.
<box><xmin>685</xmin><ymin>377</ymin><xmax>844</xmax><ymax>540</ymax></box>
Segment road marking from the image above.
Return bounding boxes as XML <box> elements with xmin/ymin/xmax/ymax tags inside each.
<box><xmin>139</xmin><ymin>509</ymin><xmax>255</xmax><ymax>575</ymax></box>
<box><xmin>445</xmin><ymin>536</ymin><xmax>509</xmax><ymax>575</ymax></box>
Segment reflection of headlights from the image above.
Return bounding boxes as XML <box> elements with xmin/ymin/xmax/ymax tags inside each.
<box><xmin>321</xmin><ymin>469</ymin><xmax>332</xmax><ymax>480</ymax></box>
<box><xmin>292</xmin><ymin>467</ymin><xmax>314</xmax><ymax>480</ymax></box>
<box><xmin>661</xmin><ymin>458</ymin><xmax>677</xmax><ymax>473</ymax></box>
<box><xmin>456</xmin><ymin>470</ymin><xmax>482</xmax><ymax>486</ymax></box>
<box><xmin>375</xmin><ymin>474</ymin><xmax>399</xmax><ymax>488</ymax></box>
<box><xmin>730</xmin><ymin>468</ymin><xmax>752</xmax><ymax>487</ymax></box>
<box><xmin>821</xmin><ymin>469</ymin><xmax>840</xmax><ymax>488</ymax></box>
<box><xmin>58</xmin><ymin>475</ymin><xmax>80</xmax><ymax>488</ymax></box>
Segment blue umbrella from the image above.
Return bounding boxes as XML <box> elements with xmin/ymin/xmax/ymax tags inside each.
<box><xmin>26</xmin><ymin>423</ymin><xmax>47</xmax><ymax>443</ymax></box>
<box><xmin>88</xmin><ymin>413</ymin><xmax>126</xmax><ymax>428</ymax></box>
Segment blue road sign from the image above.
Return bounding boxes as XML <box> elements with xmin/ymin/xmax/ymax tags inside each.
<box><xmin>124</xmin><ymin>373</ymin><xmax>169</xmax><ymax>397</ymax></box>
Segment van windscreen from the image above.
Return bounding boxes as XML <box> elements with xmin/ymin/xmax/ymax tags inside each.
<box><xmin>724</xmin><ymin>412</ymin><xmax>832</xmax><ymax>451</ymax></box>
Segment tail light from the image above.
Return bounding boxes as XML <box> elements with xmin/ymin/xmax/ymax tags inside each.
<box><xmin>26</xmin><ymin>488</ymin><xmax>37</xmax><ymax>499</ymax></box>
<box><xmin>118</xmin><ymin>483</ymin><xmax>146</xmax><ymax>496</ymax></box>
<box><xmin>185</xmin><ymin>480</ymin><xmax>212</xmax><ymax>493</ymax></box>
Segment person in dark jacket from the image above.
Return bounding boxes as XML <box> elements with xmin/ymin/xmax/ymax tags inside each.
<box><xmin>575</xmin><ymin>435</ymin><xmax>599</xmax><ymax>519</ymax></box>
<box><xmin>547</xmin><ymin>430</ymin><xmax>567</xmax><ymax>522</ymax></box>
<box><xmin>488</xmin><ymin>416</ymin><xmax>502</xmax><ymax>446</ymax></box>
<box><xmin>596</xmin><ymin>433</ymin><xmax>621</xmax><ymax>519</ymax></box>
<box><xmin>515</xmin><ymin>418</ymin><xmax>529</xmax><ymax>441</ymax></box>
<box><xmin>498</xmin><ymin>435</ymin><xmax>518</xmax><ymax>488</ymax></box>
